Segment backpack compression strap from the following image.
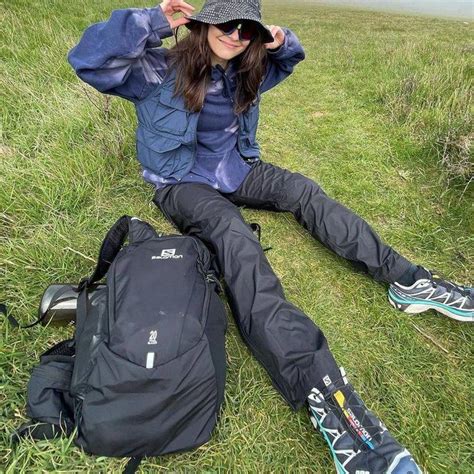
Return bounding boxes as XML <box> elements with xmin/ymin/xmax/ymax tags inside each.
<box><xmin>124</xmin><ymin>457</ymin><xmax>143</xmax><ymax>474</ymax></box>
<box><xmin>12</xmin><ymin>421</ymin><xmax>69</xmax><ymax>444</ymax></box>
<box><xmin>81</xmin><ymin>216</ymin><xmax>159</xmax><ymax>288</ymax></box>
<box><xmin>249</xmin><ymin>222</ymin><xmax>272</xmax><ymax>253</ymax></box>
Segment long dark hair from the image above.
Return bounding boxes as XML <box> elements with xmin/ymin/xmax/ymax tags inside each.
<box><xmin>166</xmin><ymin>22</ymin><xmax>268</xmax><ymax>115</ymax></box>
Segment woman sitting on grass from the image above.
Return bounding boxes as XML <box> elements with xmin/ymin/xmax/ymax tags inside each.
<box><xmin>69</xmin><ymin>0</ymin><xmax>472</xmax><ymax>472</ymax></box>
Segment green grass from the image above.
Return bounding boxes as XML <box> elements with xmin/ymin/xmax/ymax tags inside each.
<box><xmin>1</xmin><ymin>1</ymin><xmax>473</xmax><ymax>472</ymax></box>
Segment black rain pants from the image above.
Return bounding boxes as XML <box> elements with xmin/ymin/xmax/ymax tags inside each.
<box><xmin>153</xmin><ymin>160</ymin><xmax>412</xmax><ymax>411</ymax></box>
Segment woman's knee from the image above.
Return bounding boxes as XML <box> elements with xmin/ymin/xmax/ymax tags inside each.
<box><xmin>206</xmin><ymin>213</ymin><xmax>256</xmax><ymax>243</ymax></box>
<box><xmin>279</xmin><ymin>172</ymin><xmax>326</xmax><ymax>213</ymax></box>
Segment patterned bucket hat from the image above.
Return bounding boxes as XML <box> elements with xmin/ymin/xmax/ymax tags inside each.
<box><xmin>184</xmin><ymin>0</ymin><xmax>275</xmax><ymax>43</ymax></box>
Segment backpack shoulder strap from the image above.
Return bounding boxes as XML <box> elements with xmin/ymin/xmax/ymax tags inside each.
<box><xmin>129</xmin><ymin>217</ymin><xmax>160</xmax><ymax>244</ymax></box>
<box><xmin>81</xmin><ymin>216</ymin><xmax>159</xmax><ymax>288</ymax></box>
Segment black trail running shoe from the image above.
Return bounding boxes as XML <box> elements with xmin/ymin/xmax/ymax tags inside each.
<box><xmin>307</xmin><ymin>368</ymin><xmax>421</xmax><ymax>474</ymax></box>
<box><xmin>389</xmin><ymin>268</ymin><xmax>473</xmax><ymax>322</ymax></box>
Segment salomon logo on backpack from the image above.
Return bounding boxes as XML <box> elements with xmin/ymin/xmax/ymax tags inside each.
<box><xmin>152</xmin><ymin>248</ymin><xmax>183</xmax><ymax>259</ymax></box>
<box><xmin>15</xmin><ymin>216</ymin><xmax>227</xmax><ymax>471</ymax></box>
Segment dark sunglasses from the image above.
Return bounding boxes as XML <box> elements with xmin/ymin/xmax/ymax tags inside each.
<box><xmin>215</xmin><ymin>20</ymin><xmax>259</xmax><ymax>41</ymax></box>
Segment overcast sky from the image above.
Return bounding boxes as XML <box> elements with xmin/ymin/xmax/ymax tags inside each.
<box><xmin>266</xmin><ymin>0</ymin><xmax>473</xmax><ymax>20</ymax></box>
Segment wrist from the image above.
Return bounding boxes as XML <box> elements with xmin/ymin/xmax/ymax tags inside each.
<box><xmin>267</xmin><ymin>43</ymin><xmax>283</xmax><ymax>53</ymax></box>
<box><xmin>147</xmin><ymin>6</ymin><xmax>174</xmax><ymax>43</ymax></box>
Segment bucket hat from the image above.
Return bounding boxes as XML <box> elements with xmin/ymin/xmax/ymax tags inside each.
<box><xmin>184</xmin><ymin>0</ymin><xmax>275</xmax><ymax>43</ymax></box>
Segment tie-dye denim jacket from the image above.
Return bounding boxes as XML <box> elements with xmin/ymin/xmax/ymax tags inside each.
<box><xmin>68</xmin><ymin>6</ymin><xmax>305</xmax><ymax>180</ymax></box>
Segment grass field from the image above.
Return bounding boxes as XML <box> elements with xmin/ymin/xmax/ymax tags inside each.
<box><xmin>1</xmin><ymin>1</ymin><xmax>473</xmax><ymax>472</ymax></box>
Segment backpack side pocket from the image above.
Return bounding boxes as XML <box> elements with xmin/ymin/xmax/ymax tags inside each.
<box><xmin>26</xmin><ymin>340</ymin><xmax>75</xmax><ymax>435</ymax></box>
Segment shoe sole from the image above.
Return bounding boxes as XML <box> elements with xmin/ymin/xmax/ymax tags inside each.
<box><xmin>388</xmin><ymin>290</ymin><xmax>474</xmax><ymax>322</ymax></box>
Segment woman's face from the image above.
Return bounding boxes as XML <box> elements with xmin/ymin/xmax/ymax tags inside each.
<box><xmin>207</xmin><ymin>24</ymin><xmax>251</xmax><ymax>63</ymax></box>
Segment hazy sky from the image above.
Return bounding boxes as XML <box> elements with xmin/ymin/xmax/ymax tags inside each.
<box><xmin>267</xmin><ymin>0</ymin><xmax>474</xmax><ymax>20</ymax></box>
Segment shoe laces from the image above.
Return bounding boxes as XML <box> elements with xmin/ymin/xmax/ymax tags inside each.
<box><xmin>322</xmin><ymin>379</ymin><xmax>383</xmax><ymax>451</ymax></box>
<box><xmin>328</xmin><ymin>386</ymin><xmax>406</xmax><ymax>472</ymax></box>
<box><xmin>429</xmin><ymin>269</ymin><xmax>472</xmax><ymax>298</ymax></box>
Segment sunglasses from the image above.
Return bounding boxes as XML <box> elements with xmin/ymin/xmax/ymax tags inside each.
<box><xmin>215</xmin><ymin>20</ymin><xmax>259</xmax><ymax>42</ymax></box>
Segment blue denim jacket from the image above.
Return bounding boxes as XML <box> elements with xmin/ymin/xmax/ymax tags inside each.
<box><xmin>68</xmin><ymin>7</ymin><xmax>306</xmax><ymax>180</ymax></box>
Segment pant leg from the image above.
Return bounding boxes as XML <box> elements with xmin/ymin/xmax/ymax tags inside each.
<box><xmin>226</xmin><ymin>161</ymin><xmax>412</xmax><ymax>283</ymax></box>
<box><xmin>153</xmin><ymin>183</ymin><xmax>341</xmax><ymax>411</ymax></box>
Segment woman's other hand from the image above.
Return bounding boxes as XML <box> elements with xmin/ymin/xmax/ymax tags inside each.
<box><xmin>264</xmin><ymin>25</ymin><xmax>285</xmax><ymax>49</ymax></box>
<box><xmin>159</xmin><ymin>0</ymin><xmax>195</xmax><ymax>29</ymax></box>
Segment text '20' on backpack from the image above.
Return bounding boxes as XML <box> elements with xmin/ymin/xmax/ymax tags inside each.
<box><xmin>16</xmin><ymin>216</ymin><xmax>228</xmax><ymax>470</ymax></box>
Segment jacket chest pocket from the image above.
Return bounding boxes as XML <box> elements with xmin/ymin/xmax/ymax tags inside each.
<box><xmin>153</xmin><ymin>88</ymin><xmax>189</xmax><ymax>136</ymax></box>
<box><xmin>136</xmin><ymin>127</ymin><xmax>192</xmax><ymax>179</ymax></box>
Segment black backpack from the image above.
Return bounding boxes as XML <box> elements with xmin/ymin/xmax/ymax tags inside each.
<box><xmin>15</xmin><ymin>216</ymin><xmax>227</xmax><ymax>470</ymax></box>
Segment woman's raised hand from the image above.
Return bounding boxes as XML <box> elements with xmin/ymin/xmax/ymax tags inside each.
<box><xmin>264</xmin><ymin>25</ymin><xmax>285</xmax><ymax>49</ymax></box>
<box><xmin>159</xmin><ymin>0</ymin><xmax>195</xmax><ymax>29</ymax></box>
